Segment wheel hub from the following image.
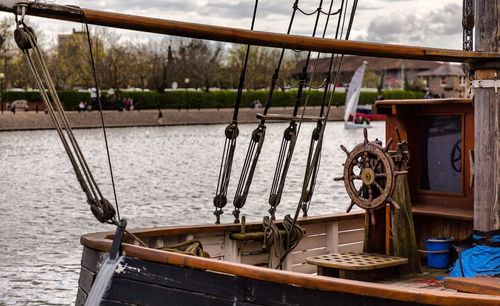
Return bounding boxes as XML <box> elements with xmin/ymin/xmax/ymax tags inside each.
<box><xmin>361</xmin><ymin>168</ymin><xmax>375</xmax><ymax>185</ymax></box>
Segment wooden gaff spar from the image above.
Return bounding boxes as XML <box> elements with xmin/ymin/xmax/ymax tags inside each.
<box><xmin>0</xmin><ymin>1</ymin><xmax>499</xmax><ymax>64</ymax></box>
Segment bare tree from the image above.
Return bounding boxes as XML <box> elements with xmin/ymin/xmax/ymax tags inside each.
<box><xmin>146</xmin><ymin>39</ymin><xmax>174</xmax><ymax>93</ymax></box>
<box><xmin>178</xmin><ymin>39</ymin><xmax>223</xmax><ymax>91</ymax></box>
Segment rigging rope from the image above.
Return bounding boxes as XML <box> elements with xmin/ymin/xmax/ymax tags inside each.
<box><xmin>299</xmin><ymin>0</ymin><xmax>346</xmax><ymax>217</ymax></box>
<box><xmin>268</xmin><ymin>0</ymin><xmax>351</xmax><ymax>269</ymax></box>
<box><xmin>83</xmin><ymin>13</ymin><xmax>121</xmax><ymax>222</ymax></box>
<box><xmin>278</xmin><ymin>0</ymin><xmax>359</xmax><ymax>266</ymax></box>
<box><xmin>231</xmin><ymin>0</ymin><xmax>302</xmax><ymax>224</ymax></box>
<box><xmin>261</xmin><ymin>0</ymin><xmax>347</xmax><ymax>267</ymax></box>
<box><xmin>14</xmin><ymin>5</ymin><xmax>117</xmax><ymax>225</ymax></box>
<box><xmin>213</xmin><ymin>0</ymin><xmax>259</xmax><ymax>224</ymax></box>
<box><xmin>267</xmin><ymin>0</ymin><xmax>326</xmax><ymax>220</ymax></box>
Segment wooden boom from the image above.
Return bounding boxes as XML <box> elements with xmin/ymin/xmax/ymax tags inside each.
<box><xmin>1</xmin><ymin>1</ymin><xmax>499</xmax><ymax>63</ymax></box>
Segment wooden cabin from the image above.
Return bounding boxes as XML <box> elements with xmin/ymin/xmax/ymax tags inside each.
<box><xmin>376</xmin><ymin>98</ymin><xmax>474</xmax><ymax>250</ymax></box>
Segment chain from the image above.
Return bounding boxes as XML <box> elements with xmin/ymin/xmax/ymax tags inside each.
<box><xmin>462</xmin><ymin>0</ymin><xmax>474</xmax><ymax>52</ymax></box>
<box><xmin>462</xmin><ymin>0</ymin><xmax>474</xmax><ymax>81</ymax></box>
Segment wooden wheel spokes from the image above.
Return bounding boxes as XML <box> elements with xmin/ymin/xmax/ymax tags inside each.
<box><xmin>335</xmin><ymin>129</ymin><xmax>400</xmax><ymax>221</ymax></box>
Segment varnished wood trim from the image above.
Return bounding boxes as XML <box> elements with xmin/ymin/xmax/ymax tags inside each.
<box><xmin>81</xmin><ymin>217</ymin><xmax>495</xmax><ymax>305</ymax></box>
<box><xmin>0</xmin><ymin>3</ymin><xmax>499</xmax><ymax>62</ymax></box>
<box><xmin>376</xmin><ymin>99</ymin><xmax>472</xmax><ymax>106</ymax></box>
<box><xmin>444</xmin><ymin>277</ymin><xmax>500</xmax><ymax>296</ymax></box>
<box><xmin>412</xmin><ymin>204</ymin><xmax>473</xmax><ymax>221</ymax></box>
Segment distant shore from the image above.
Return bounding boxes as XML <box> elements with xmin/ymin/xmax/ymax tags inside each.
<box><xmin>0</xmin><ymin>106</ymin><xmax>345</xmax><ymax>131</ymax></box>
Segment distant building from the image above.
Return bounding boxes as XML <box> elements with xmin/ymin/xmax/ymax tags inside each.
<box><xmin>294</xmin><ymin>55</ymin><xmax>441</xmax><ymax>89</ymax></box>
<box><xmin>417</xmin><ymin>63</ymin><xmax>467</xmax><ymax>98</ymax></box>
<box><xmin>57</xmin><ymin>29</ymin><xmax>85</xmax><ymax>47</ymax></box>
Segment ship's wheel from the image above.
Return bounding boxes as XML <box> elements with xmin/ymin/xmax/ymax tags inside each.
<box><xmin>335</xmin><ymin>129</ymin><xmax>404</xmax><ymax>224</ymax></box>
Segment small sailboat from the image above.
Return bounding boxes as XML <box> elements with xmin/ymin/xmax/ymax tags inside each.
<box><xmin>344</xmin><ymin>61</ymin><xmax>372</xmax><ymax>129</ymax></box>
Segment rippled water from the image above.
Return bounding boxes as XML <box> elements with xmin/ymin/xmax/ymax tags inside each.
<box><xmin>0</xmin><ymin>121</ymin><xmax>384</xmax><ymax>305</ymax></box>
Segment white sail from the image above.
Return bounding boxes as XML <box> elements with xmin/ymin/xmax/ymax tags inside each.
<box><xmin>344</xmin><ymin>61</ymin><xmax>367</xmax><ymax>122</ymax></box>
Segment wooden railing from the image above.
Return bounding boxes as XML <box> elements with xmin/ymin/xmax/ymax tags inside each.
<box><xmin>127</xmin><ymin>212</ymin><xmax>366</xmax><ymax>273</ymax></box>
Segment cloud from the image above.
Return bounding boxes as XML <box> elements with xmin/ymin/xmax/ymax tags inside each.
<box><xmin>363</xmin><ymin>3</ymin><xmax>461</xmax><ymax>45</ymax></box>
<box><xmin>199</xmin><ymin>1</ymin><xmax>291</xmax><ymax>19</ymax></box>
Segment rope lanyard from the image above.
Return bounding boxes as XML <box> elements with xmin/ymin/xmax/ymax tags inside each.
<box><xmin>274</xmin><ymin>0</ymin><xmax>359</xmax><ymax>269</ymax></box>
<box><xmin>231</xmin><ymin>0</ymin><xmax>302</xmax><ymax>224</ymax></box>
<box><xmin>295</xmin><ymin>0</ymin><xmax>357</xmax><ymax>223</ymax></box>
<box><xmin>82</xmin><ymin>12</ymin><xmax>121</xmax><ymax>222</ymax></box>
<box><xmin>13</xmin><ymin>4</ymin><xmax>117</xmax><ymax>225</ymax></box>
<box><xmin>268</xmin><ymin>0</ymin><xmax>326</xmax><ymax>220</ymax></box>
<box><xmin>299</xmin><ymin>0</ymin><xmax>345</xmax><ymax>217</ymax></box>
<box><xmin>213</xmin><ymin>0</ymin><xmax>259</xmax><ymax>224</ymax></box>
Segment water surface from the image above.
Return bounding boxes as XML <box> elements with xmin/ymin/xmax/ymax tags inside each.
<box><xmin>0</xmin><ymin>121</ymin><xmax>384</xmax><ymax>305</ymax></box>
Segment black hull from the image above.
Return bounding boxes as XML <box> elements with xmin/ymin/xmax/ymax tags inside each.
<box><xmin>77</xmin><ymin>247</ymin><xmax>419</xmax><ymax>306</ymax></box>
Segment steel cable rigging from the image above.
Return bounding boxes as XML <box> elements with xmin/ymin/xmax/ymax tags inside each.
<box><xmin>213</xmin><ymin>0</ymin><xmax>259</xmax><ymax>224</ymax></box>
<box><xmin>230</xmin><ymin>0</ymin><xmax>302</xmax><ymax>224</ymax></box>
<box><xmin>259</xmin><ymin>0</ymin><xmax>359</xmax><ymax>268</ymax></box>
<box><xmin>267</xmin><ymin>0</ymin><xmax>326</xmax><ymax>221</ymax></box>
<box><xmin>298</xmin><ymin>0</ymin><xmax>347</xmax><ymax>218</ymax></box>
<box><xmin>262</xmin><ymin>0</ymin><xmax>344</xmax><ymax>264</ymax></box>
<box><xmin>277</xmin><ymin>0</ymin><xmax>359</xmax><ymax>268</ymax></box>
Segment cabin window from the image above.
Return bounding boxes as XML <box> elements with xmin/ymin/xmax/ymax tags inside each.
<box><xmin>420</xmin><ymin>115</ymin><xmax>462</xmax><ymax>193</ymax></box>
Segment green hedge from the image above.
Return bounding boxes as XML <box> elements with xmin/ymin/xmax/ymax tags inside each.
<box><xmin>4</xmin><ymin>91</ymin><xmax>92</xmax><ymax>110</ymax></box>
<box><xmin>118</xmin><ymin>89</ymin><xmax>423</xmax><ymax>110</ymax></box>
<box><xmin>2</xmin><ymin>89</ymin><xmax>423</xmax><ymax>111</ymax></box>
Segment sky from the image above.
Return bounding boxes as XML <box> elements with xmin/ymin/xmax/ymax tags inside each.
<box><xmin>0</xmin><ymin>0</ymin><xmax>464</xmax><ymax>50</ymax></box>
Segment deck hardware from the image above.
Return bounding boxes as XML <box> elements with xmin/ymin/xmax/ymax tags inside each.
<box><xmin>471</xmin><ymin>79</ymin><xmax>500</xmax><ymax>89</ymax></box>
<box><xmin>110</xmin><ymin>219</ymin><xmax>127</xmax><ymax>261</ymax></box>
<box><xmin>240</xmin><ymin>215</ymin><xmax>246</xmax><ymax>234</ymax></box>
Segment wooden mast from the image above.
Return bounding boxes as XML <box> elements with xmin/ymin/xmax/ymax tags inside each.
<box><xmin>474</xmin><ymin>2</ymin><xmax>500</xmax><ymax>231</ymax></box>
<box><xmin>0</xmin><ymin>1</ymin><xmax>500</xmax><ymax>63</ymax></box>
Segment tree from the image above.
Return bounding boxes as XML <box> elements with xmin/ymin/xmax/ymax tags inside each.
<box><xmin>49</xmin><ymin>29</ymin><xmax>92</xmax><ymax>89</ymax></box>
<box><xmin>226</xmin><ymin>45</ymin><xmax>279</xmax><ymax>90</ymax></box>
<box><xmin>146</xmin><ymin>39</ymin><xmax>174</xmax><ymax>93</ymax></box>
<box><xmin>177</xmin><ymin>39</ymin><xmax>223</xmax><ymax>91</ymax></box>
<box><xmin>362</xmin><ymin>69</ymin><xmax>380</xmax><ymax>89</ymax></box>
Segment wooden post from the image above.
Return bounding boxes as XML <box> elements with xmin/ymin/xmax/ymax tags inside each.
<box><xmin>474</xmin><ymin>1</ymin><xmax>500</xmax><ymax>231</ymax></box>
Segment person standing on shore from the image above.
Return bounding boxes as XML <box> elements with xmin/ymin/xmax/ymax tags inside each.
<box><xmin>157</xmin><ymin>107</ymin><xmax>163</xmax><ymax>125</ymax></box>
<box><xmin>78</xmin><ymin>101</ymin><xmax>85</xmax><ymax>112</ymax></box>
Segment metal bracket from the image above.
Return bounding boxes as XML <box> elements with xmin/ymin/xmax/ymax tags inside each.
<box><xmin>109</xmin><ymin>219</ymin><xmax>127</xmax><ymax>261</ymax></box>
<box><xmin>471</xmin><ymin>79</ymin><xmax>500</xmax><ymax>93</ymax></box>
<box><xmin>15</xmin><ymin>1</ymin><xmax>29</xmax><ymax>26</ymax></box>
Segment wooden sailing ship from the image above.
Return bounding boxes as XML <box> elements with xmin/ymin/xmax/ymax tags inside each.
<box><xmin>0</xmin><ymin>1</ymin><xmax>498</xmax><ymax>305</ymax></box>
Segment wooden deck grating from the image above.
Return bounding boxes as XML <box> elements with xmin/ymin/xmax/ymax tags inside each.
<box><xmin>306</xmin><ymin>252</ymin><xmax>408</xmax><ymax>270</ymax></box>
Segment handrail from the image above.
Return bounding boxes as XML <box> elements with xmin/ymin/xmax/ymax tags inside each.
<box><xmin>80</xmin><ymin>234</ymin><xmax>500</xmax><ymax>305</ymax></box>
<box><xmin>1</xmin><ymin>1</ymin><xmax>499</xmax><ymax>63</ymax></box>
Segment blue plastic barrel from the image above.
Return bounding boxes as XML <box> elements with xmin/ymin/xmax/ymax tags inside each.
<box><xmin>424</xmin><ymin>237</ymin><xmax>454</xmax><ymax>268</ymax></box>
